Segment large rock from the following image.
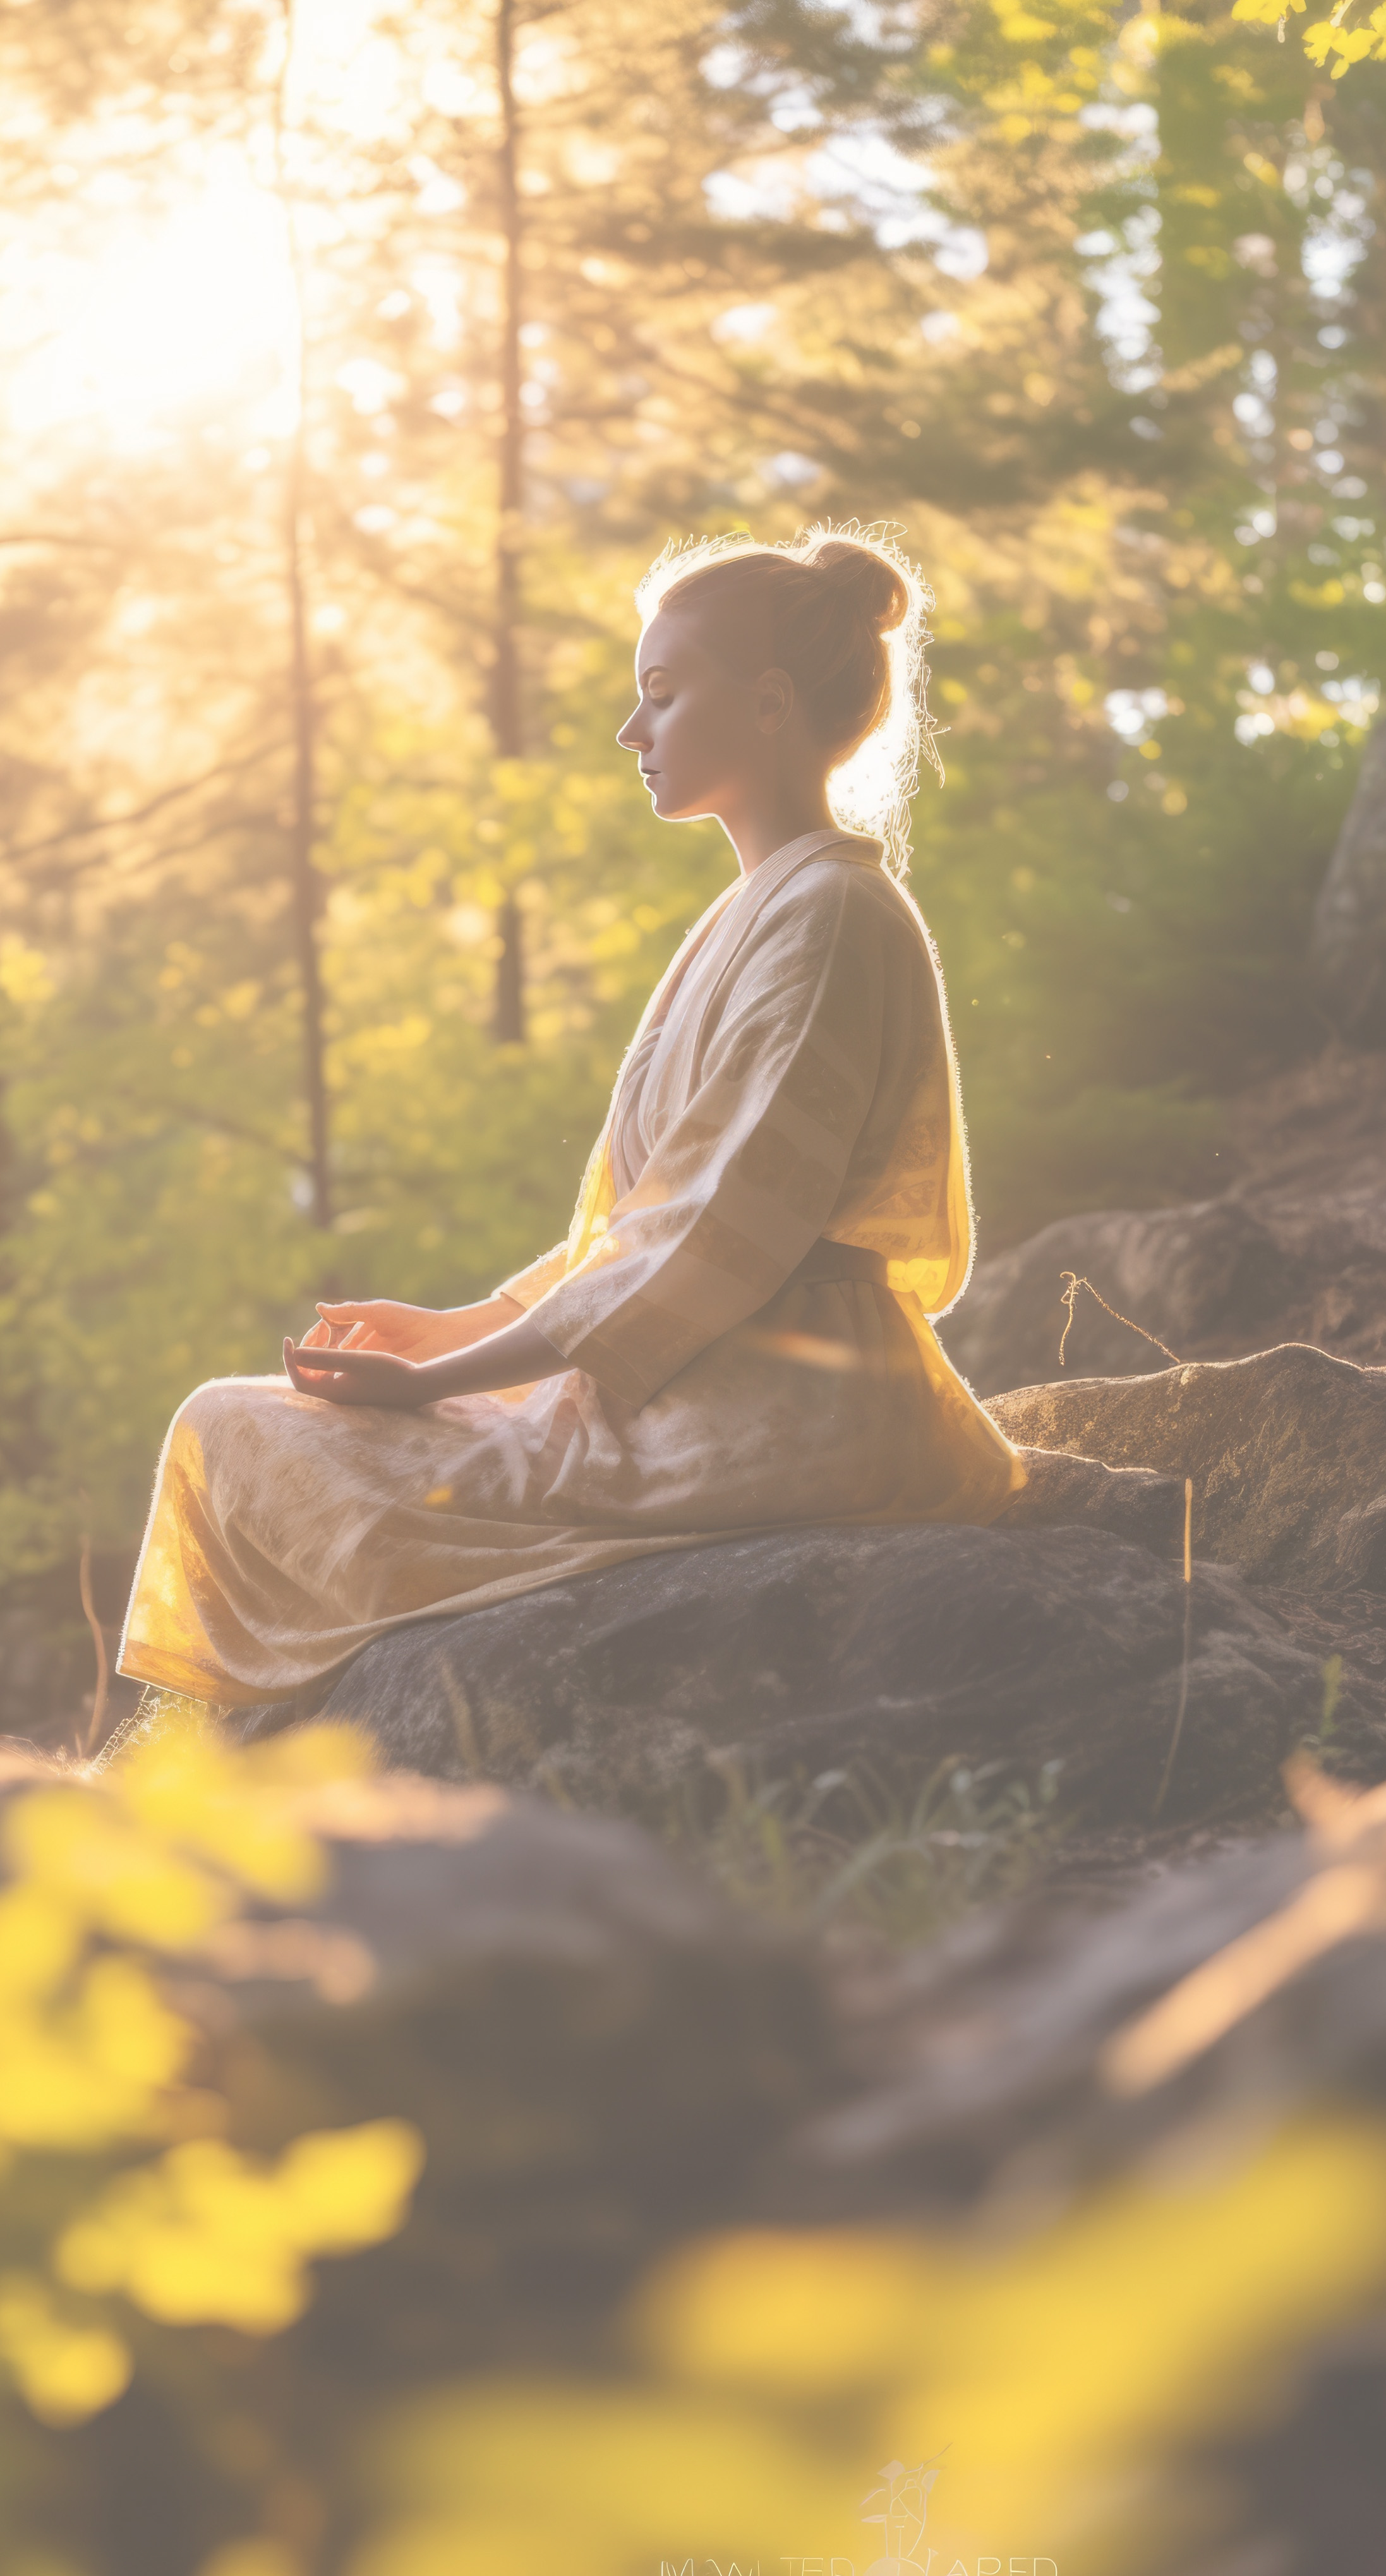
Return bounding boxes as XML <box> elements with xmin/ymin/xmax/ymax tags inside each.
<box><xmin>941</xmin><ymin>1198</ymin><xmax>1299</xmax><ymax>1397</ymax></box>
<box><xmin>989</xmin><ymin>1342</ymin><xmax>1386</xmax><ymax>1593</ymax></box>
<box><xmin>231</xmin><ymin>1517</ymin><xmax>1385</xmax><ymax>1826</ymax></box>
<box><xmin>943</xmin><ymin>1048</ymin><xmax>1386</xmax><ymax>1398</ymax></box>
<box><xmin>1311</xmin><ymin>708</ymin><xmax>1386</xmax><ymax>1045</ymax></box>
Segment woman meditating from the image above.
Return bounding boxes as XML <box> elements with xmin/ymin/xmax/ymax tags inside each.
<box><xmin>118</xmin><ymin>526</ymin><xmax>1025</xmax><ymax>1711</ymax></box>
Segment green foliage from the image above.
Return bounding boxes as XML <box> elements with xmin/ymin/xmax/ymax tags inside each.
<box><xmin>894</xmin><ymin>0</ymin><xmax>1386</xmax><ymax>1238</ymax></box>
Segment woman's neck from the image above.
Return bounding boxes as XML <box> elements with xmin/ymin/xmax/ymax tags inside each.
<box><xmin>721</xmin><ymin>779</ymin><xmax>838</xmax><ymax>874</ymax></box>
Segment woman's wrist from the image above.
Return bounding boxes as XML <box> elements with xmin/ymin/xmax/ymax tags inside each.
<box><xmin>436</xmin><ymin>1292</ymin><xmax>524</xmax><ymax>1352</ymax></box>
<box><xmin>414</xmin><ymin>1313</ymin><xmax>568</xmax><ymax>1402</ymax></box>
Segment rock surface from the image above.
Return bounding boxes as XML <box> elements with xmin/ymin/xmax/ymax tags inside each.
<box><xmin>942</xmin><ymin>1197</ymin><xmax>1298</xmax><ymax>1397</ymax></box>
<box><xmin>989</xmin><ymin>1341</ymin><xmax>1386</xmax><ymax>1594</ymax></box>
<box><xmin>941</xmin><ymin>1044</ymin><xmax>1386</xmax><ymax>1394</ymax></box>
<box><xmin>230</xmin><ymin>1516</ymin><xmax>1384</xmax><ymax>1826</ymax></box>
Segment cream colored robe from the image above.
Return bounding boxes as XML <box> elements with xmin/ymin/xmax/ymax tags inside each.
<box><xmin>119</xmin><ymin>829</ymin><xmax>1024</xmax><ymax>1707</ymax></box>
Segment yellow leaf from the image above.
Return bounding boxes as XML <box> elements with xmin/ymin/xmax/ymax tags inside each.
<box><xmin>118</xmin><ymin>1735</ymin><xmax>329</xmax><ymax>1905</ymax></box>
<box><xmin>3</xmin><ymin>1789</ymin><xmax>230</xmax><ymax>1946</ymax></box>
<box><xmin>274</xmin><ymin>2120</ymin><xmax>426</xmax><ymax>2253</ymax></box>
<box><xmin>80</xmin><ymin>1954</ymin><xmax>192</xmax><ymax>2093</ymax></box>
<box><xmin>57</xmin><ymin>2146</ymin><xmax>306</xmax><ymax>2332</ymax></box>
<box><xmin>0</xmin><ymin>936</ymin><xmax>54</xmax><ymax>1008</ymax></box>
<box><xmin>0</xmin><ymin>2274</ymin><xmax>131</xmax><ymax>2426</ymax></box>
<box><xmin>56</xmin><ymin>2121</ymin><xmax>424</xmax><ymax>2334</ymax></box>
<box><xmin>0</xmin><ymin>1958</ymin><xmax>189</xmax><ymax>2148</ymax></box>
<box><xmin>0</xmin><ymin>1884</ymin><xmax>83</xmax><ymax>1999</ymax></box>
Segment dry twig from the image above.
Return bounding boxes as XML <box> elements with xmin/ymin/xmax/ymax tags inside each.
<box><xmin>1058</xmin><ymin>1272</ymin><xmax>1183</xmax><ymax>1370</ymax></box>
<box><xmin>78</xmin><ymin>1533</ymin><xmax>111</xmax><ymax>1759</ymax></box>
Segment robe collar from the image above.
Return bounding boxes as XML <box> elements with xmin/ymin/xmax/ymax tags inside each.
<box><xmin>624</xmin><ymin>824</ymin><xmax>885</xmax><ymax>1066</ymax></box>
<box><xmin>743</xmin><ymin>825</ymin><xmax>884</xmax><ymax>897</ymax></box>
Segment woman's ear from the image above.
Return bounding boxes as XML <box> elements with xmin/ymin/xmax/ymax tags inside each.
<box><xmin>753</xmin><ymin>666</ymin><xmax>795</xmax><ymax>735</ymax></box>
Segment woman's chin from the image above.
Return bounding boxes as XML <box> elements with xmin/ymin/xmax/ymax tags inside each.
<box><xmin>646</xmin><ymin>782</ymin><xmax>700</xmax><ymax>821</ymax></box>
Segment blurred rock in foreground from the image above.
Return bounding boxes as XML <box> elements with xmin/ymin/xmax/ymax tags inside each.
<box><xmin>23</xmin><ymin>1756</ymin><xmax>1386</xmax><ymax>2576</ymax></box>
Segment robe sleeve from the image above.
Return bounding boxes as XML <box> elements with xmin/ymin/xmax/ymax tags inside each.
<box><xmin>525</xmin><ymin>864</ymin><xmax>888</xmax><ymax>1405</ymax></box>
<box><xmin>493</xmin><ymin>1243</ymin><xmax>570</xmax><ymax>1309</ymax></box>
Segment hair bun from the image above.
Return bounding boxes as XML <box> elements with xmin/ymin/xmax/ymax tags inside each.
<box><xmin>806</xmin><ymin>537</ymin><xmax>910</xmax><ymax>637</ymax></box>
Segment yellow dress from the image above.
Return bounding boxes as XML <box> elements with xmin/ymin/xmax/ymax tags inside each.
<box><xmin>118</xmin><ymin>828</ymin><xmax>1024</xmax><ymax>1706</ymax></box>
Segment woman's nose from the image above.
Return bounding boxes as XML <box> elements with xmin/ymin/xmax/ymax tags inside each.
<box><xmin>616</xmin><ymin>706</ymin><xmax>648</xmax><ymax>749</ymax></box>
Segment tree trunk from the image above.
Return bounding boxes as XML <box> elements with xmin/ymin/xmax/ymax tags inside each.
<box><xmin>490</xmin><ymin>0</ymin><xmax>526</xmax><ymax>1045</ymax></box>
<box><xmin>1310</xmin><ymin>713</ymin><xmax>1386</xmax><ymax>1049</ymax></box>
<box><xmin>275</xmin><ymin>0</ymin><xmax>332</xmax><ymax>1226</ymax></box>
<box><xmin>284</xmin><ymin>445</ymin><xmax>332</xmax><ymax>1225</ymax></box>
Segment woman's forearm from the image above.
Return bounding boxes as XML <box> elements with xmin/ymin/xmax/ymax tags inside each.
<box><xmin>411</xmin><ymin>1311</ymin><xmax>570</xmax><ymax>1400</ymax></box>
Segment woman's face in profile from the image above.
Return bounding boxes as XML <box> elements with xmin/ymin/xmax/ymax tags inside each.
<box><xmin>617</xmin><ymin>607</ymin><xmax>771</xmax><ymax>822</ymax></box>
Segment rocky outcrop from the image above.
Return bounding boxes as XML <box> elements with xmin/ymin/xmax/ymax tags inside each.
<box><xmin>941</xmin><ymin>1198</ymin><xmax>1298</xmax><ymax>1397</ymax></box>
<box><xmin>943</xmin><ymin>1047</ymin><xmax>1386</xmax><ymax>1397</ymax></box>
<box><xmin>990</xmin><ymin>1342</ymin><xmax>1386</xmax><ymax>1594</ymax></box>
<box><xmin>229</xmin><ymin>1514</ymin><xmax>1383</xmax><ymax>1826</ymax></box>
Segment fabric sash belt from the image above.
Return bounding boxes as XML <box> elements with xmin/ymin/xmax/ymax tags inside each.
<box><xmin>777</xmin><ymin>1239</ymin><xmax>890</xmax><ymax>1294</ymax></box>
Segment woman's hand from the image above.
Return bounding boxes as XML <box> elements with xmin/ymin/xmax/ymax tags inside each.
<box><xmin>309</xmin><ymin>1295</ymin><xmax>523</xmax><ymax>1360</ymax></box>
<box><xmin>283</xmin><ymin>1340</ymin><xmax>432</xmax><ymax>1409</ymax></box>
<box><xmin>283</xmin><ymin>1310</ymin><xmax>571</xmax><ymax>1409</ymax></box>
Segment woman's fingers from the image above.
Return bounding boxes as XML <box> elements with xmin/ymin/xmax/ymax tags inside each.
<box><xmin>283</xmin><ymin>1342</ymin><xmax>422</xmax><ymax>1411</ymax></box>
<box><xmin>285</xmin><ymin>1343</ymin><xmax>407</xmax><ymax>1374</ymax></box>
<box><xmin>284</xmin><ymin>1337</ymin><xmax>334</xmax><ymax>1388</ymax></box>
<box><xmin>284</xmin><ymin>1344</ymin><xmax>366</xmax><ymax>1405</ymax></box>
<box><xmin>316</xmin><ymin>1304</ymin><xmax>397</xmax><ymax>1355</ymax></box>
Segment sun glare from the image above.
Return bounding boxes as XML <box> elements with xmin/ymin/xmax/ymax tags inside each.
<box><xmin>8</xmin><ymin>164</ymin><xmax>300</xmax><ymax>446</ymax></box>
<box><xmin>3</xmin><ymin>0</ymin><xmax>406</xmax><ymax>452</ymax></box>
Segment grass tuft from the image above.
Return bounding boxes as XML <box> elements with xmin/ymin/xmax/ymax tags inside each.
<box><xmin>665</xmin><ymin>1751</ymin><xmax>1067</xmax><ymax>1942</ymax></box>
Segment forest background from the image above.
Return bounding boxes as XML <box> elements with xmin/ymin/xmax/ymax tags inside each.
<box><xmin>1</xmin><ymin>0</ymin><xmax>1383</xmax><ymax>1654</ymax></box>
